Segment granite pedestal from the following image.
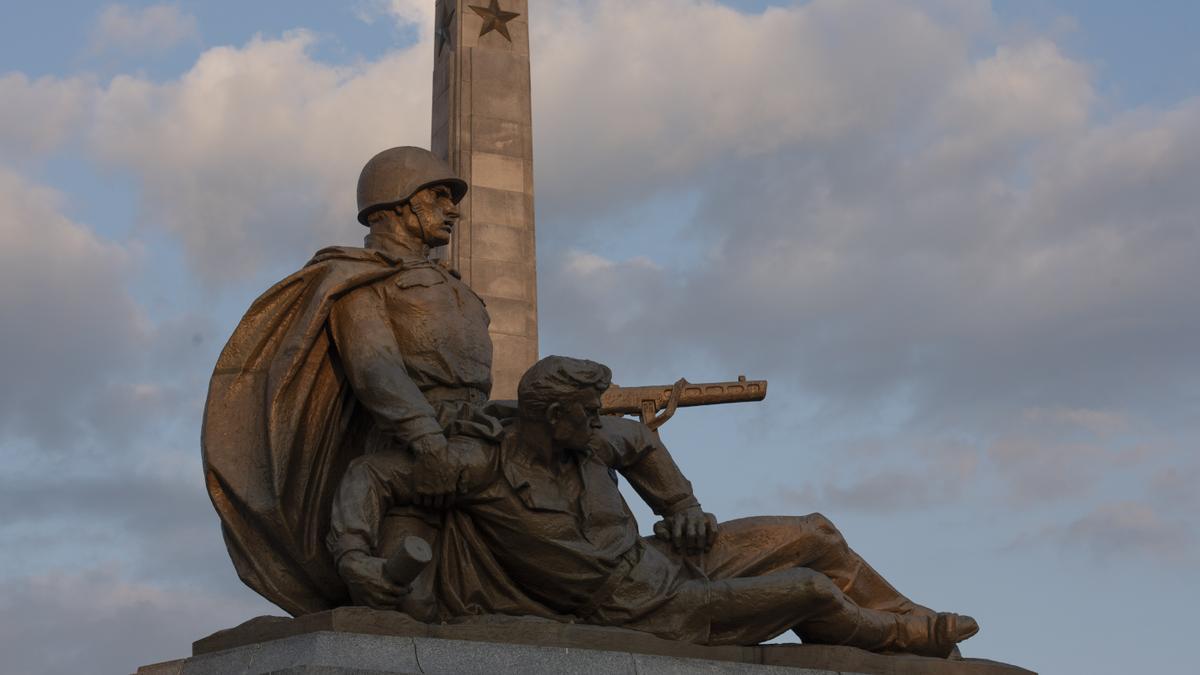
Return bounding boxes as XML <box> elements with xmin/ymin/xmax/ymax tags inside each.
<box><xmin>135</xmin><ymin>608</ymin><xmax>1034</xmax><ymax>675</ymax></box>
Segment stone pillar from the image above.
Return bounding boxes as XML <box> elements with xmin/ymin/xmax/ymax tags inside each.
<box><xmin>431</xmin><ymin>0</ymin><xmax>537</xmax><ymax>400</ymax></box>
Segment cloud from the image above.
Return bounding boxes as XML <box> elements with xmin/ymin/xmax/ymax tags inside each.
<box><xmin>0</xmin><ymin>567</ymin><xmax>274</xmax><ymax>675</ymax></box>
<box><xmin>1010</xmin><ymin>501</ymin><xmax>1197</xmax><ymax>566</ymax></box>
<box><xmin>532</xmin><ymin>0</ymin><xmax>979</xmax><ymax>222</ymax></box>
<box><xmin>376</xmin><ymin>0</ymin><xmax>439</xmax><ymax>33</ymax></box>
<box><xmin>531</xmin><ymin>2</ymin><xmax>1200</xmax><ymax>440</ymax></box>
<box><xmin>90</xmin><ymin>3</ymin><xmax>199</xmax><ymax>55</ymax></box>
<box><xmin>0</xmin><ymin>73</ymin><xmax>93</xmax><ymax>160</ymax></box>
<box><xmin>777</xmin><ymin>437</ymin><xmax>979</xmax><ymax>513</ymax></box>
<box><xmin>89</xmin><ymin>30</ymin><xmax>433</xmax><ymax>281</ymax></box>
<box><xmin>0</xmin><ymin>167</ymin><xmax>148</xmax><ymax>449</ymax></box>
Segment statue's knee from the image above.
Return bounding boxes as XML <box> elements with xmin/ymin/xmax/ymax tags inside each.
<box><xmin>790</xmin><ymin>568</ymin><xmax>839</xmax><ymax>604</ymax></box>
<box><xmin>803</xmin><ymin>512</ymin><xmax>845</xmax><ymax>543</ymax></box>
<box><xmin>345</xmin><ymin>451</ymin><xmax>412</xmax><ymax>486</ymax></box>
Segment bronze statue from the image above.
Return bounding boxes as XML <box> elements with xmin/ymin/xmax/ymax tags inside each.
<box><xmin>327</xmin><ymin>356</ymin><xmax>978</xmax><ymax>656</ymax></box>
<box><xmin>202</xmin><ymin>148</ymin><xmax>978</xmax><ymax>657</ymax></box>
<box><xmin>203</xmin><ymin>147</ymin><xmax>504</xmax><ymax>615</ymax></box>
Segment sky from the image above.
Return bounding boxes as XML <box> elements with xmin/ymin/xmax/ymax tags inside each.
<box><xmin>0</xmin><ymin>1</ymin><xmax>1197</xmax><ymax>673</ymax></box>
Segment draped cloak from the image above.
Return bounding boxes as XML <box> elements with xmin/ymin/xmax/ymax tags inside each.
<box><xmin>202</xmin><ymin>246</ymin><xmax>398</xmax><ymax>615</ymax></box>
<box><xmin>201</xmin><ymin>245</ymin><xmax>564</xmax><ymax>619</ymax></box>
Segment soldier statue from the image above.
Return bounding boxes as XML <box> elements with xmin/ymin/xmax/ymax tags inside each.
<box><xmin>202</xmin><ymin>147</ymin><xmax>978</xmax><ymax>658</ymax></box>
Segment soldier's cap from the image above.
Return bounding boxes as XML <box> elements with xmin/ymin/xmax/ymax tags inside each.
<box><xmin>357</xmin><ymin>146</ymin><xmax>468</xmax><ymax>226</ymax></box>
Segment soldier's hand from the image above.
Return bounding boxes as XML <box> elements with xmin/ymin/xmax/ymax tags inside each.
<box><xmin>656</xmin><ymin>507</ymin><xmax>718</xmax><ymax>555</ymax></box>
<box><xmin>337</xmin><ymin>551</ymin><xmax>411</xmax><ymax>610</ymax></box>
<box><xmin>411</xmin><ymin>434</ymin><xmax>461</xmax><ymax>509</ymax></box>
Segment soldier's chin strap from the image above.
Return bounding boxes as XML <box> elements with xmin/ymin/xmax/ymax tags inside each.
<box><xmin>640</xmin><ymin>378</ymin><xmax>687</xmax><ymax>431</ymax></box>
<box><xmin>409</xmin><ymin>199</ymin><xmax>434</xmax><ymax>245</ymax></box>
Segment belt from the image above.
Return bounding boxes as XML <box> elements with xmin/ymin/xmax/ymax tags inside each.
<box><xmin>422</xmin><ymin>386</ymin><xmax>487</xmax><ymax>405</ymax></box>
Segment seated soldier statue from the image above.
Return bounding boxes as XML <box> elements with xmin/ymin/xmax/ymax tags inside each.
<box><xmin>326</xmin><ymin>355</ymin><xmax>980</xmax><ymax>658</ymax></box>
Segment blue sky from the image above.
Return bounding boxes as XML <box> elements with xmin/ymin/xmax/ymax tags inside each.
<box><xmin>1</xmin><ymin>2</ymin><xmax>1198</xmax><ymax>674</ymax></box>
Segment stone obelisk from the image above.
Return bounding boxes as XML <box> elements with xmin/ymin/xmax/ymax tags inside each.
<box><xmin>431</xmin><ymin>0</ymin><xmax>537</xmax><ymax>400</ymax></box>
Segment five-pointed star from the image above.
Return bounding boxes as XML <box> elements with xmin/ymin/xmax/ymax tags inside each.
<box><xmin>436</xmin><ymin>4</ymin><xmax>455</xmax><ymax>55</ymax></box>
<box><xmin>468</xmin><ymin>0</ymin><xmax>520</xmax><ymax>42</ymax></box>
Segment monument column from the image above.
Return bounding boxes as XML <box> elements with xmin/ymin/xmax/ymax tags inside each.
<box><xmin>431</xmin><ymin>0</ymin><xmax>537</xmax><ymax>400</ymax></box>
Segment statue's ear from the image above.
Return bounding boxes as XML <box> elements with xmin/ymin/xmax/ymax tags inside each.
<box><xmin>545</xmin><ymin>401</ymin><xmax>562</xmax><ymax>424</ymax></box>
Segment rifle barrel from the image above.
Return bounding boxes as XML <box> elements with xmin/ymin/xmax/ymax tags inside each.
<box><xmin>600</xmin><ymin>377</ymin><xmax>767</xmax><ymax>415</ymax></box>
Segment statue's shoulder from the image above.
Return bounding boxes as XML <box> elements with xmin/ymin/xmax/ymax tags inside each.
<box><xmin>306</xmin><ymin>245</ymin><xmax>387</xmax><ymax>267</ymax></box>
<box><xmin>292</xmin><ymin>245</ymin><xmax>396</xmax><ymax>290</ymax></box>
<box><xmin>238</xmin><ymin>247</ymin><xmax>391</xmax><ymax>318</ymax></box>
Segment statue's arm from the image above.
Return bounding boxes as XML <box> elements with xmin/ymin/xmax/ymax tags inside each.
<box><xmin>606</xmin><ymin>419</ymin><xmax>700</xmax><ymax>517</ymax></box>
<box><xmin>329</xmin><ymin>285</ymin><xmax>444</xmax><ymax>449</ymax></box>
<box><xmin>605</xmin><ymin>419</ymin><xmax>718</xmax><ymax>553</ymax></box>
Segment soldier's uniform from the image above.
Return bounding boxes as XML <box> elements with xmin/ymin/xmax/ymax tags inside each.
<box><xmin>328</xmin><ymin>230</ymin><xmax>504</xmax><ymax>455</ymax></box>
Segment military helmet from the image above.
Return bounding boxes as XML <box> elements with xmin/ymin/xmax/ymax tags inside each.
<box><xmin>356</xmin><ymin>146</ymin><xmax>468</xmax><ymax>225</ymax></box>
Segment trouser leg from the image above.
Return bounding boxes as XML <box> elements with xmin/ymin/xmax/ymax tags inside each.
<box><xmin>327</xmin><ymin>451</ymin><xmax>416</xmax><ymax>563</ymax></box>
<box><xmin>702</xmin><ymin>567</ymin><xmax>931</xmax><ymax>652</ymax></box>
<box><xmin>696</xmin><ymin>515</ymin><xmax>932</xmax><ymax>617</ymax></box>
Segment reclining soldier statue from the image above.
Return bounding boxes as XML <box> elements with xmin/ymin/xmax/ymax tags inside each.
<box><xmin>328</xmin><ymin>355</ymin><xmax>979</xmax><ymax>656</ymax></box>
<box><xmin>201</xmin><ymin>147</ymin><xmax>978</xmax><ymax>658</ymax></box>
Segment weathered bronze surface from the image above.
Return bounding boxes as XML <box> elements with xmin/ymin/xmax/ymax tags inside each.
<box><xmin>600</xmin><ymin>376</ymin><xmax>768</xmax><ymax>430</ymax></box>
<box><xmin>203</xmin><ymin>147</ymin><xmax>496</xmax><ymax>616</ymax></box>
<box><xmin>203</xmin><ymin>148</ymin><xmax>981</xmax><ymax>661</ymax></box>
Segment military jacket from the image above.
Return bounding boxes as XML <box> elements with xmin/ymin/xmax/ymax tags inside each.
<box><xmin>329</xmin><ymin>232</ymin><xmax>497</xmax><ymax>449</ymax></box>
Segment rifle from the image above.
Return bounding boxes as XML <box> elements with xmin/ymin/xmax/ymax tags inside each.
<box><xmin>600</xmin><ymin>376</ymin><xmax>768</xmax><ymax>431</ymax></box>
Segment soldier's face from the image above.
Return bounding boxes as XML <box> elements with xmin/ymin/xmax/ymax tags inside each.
<box><xmin>551</xmin><ymin>389</ymin><xmax>604</xmax><ymax>452</ymax></box>
<box><xmin>407</xmin><ymin>185</ymin><xmax>460</xmax><ymax>246</ymax></box>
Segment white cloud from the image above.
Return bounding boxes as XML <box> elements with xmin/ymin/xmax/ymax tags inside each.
<box><xmin>0</xmin><ymin>167</ymin><xmax>148</xmax><ymax>447</ymax></box>
<box><xmin>91</xmin><ymin>3</ymin><xmax>199</xmax><ymax>55</ymax></box>
<box><xmin>90</xmin><ymin>30</ymin><xmax>433</xmax><ymax>280</ymax></box>
<box><xmin>532</xmin><ymin>0</ymin><xmax>978</xmax><ymax>220</ymax></box>
<box><xmin>532</xmin><ymin>1</ymin><xmax>1200</xmax><ymax>437</ymax></box>
<box><xmin>0</xmin><ymin>73</ymin><xmax>93</xmax><ymax>160</ymax></box>
<box><xmin>380</xmin><ymin>0</ymin><xmax>437</xmax><ymax>34</ymax></box>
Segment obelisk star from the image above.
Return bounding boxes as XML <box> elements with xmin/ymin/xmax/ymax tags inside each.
<box><xmin>436</xmin><ymin>3</ymin><xmax>455</xmax><ymax>55</ymax></box>
<box><xmin>468</xmin><ymin>0</ymin><xmax>520</xmax><ymax>42</ymax></box>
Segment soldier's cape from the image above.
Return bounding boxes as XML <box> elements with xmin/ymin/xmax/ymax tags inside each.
<box><xmin>203</xmin><ymin>245</ymin><xmax>567</xmax><ymax>620</ymax></box>
<box><xmin>202</xmin><ymin>246</ymin><xmax>400</xmax><ymax>615</ymax></box>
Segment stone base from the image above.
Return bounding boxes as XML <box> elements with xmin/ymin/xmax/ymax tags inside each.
<box><xmin>136</xmin><ymin>608</ymin><xmax>1034</xmax><ymax>675</ymax></box>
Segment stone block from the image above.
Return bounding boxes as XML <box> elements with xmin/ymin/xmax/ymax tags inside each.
<box><xmin>471</xmin><ymin>257</ymin><xmax>535</xmax><ymax>301</ymax></box>
<box><xmin>413</xmin><ymin>636</ymin><xmax>634</xmax><ymax>675</ymax></box>
<box><xmin>470</xmin><ymin>152</ymin><xmax>527</xmax><ymax>194</ymax></box>
<box><xmin>137</xmin><ymin>622</ymin><xmax>1035</xmax><ymax>675</ymax></box>
<box><xmin>431</xmin><ymin>119</ymin><xmax>450</xmax><ymax>161</ymax></box>
<box><xmin>431</xmin><ymin>90</ymin><xmax>450</xmax><ymax>138</ymax></box>
<box><xmin>483</xmin><ymin>296</ymin><xmax>535</xmax><ymax>336</ymax></box>
<box><xmin>473</xmin><ymin>222</ymin><xmax>531</xmax><ymax>263</ymax></box>
<box><xmin>469</xmin><ymin>50</ymin><xmax>531</xmax><ymax>88</ymax></box>
<box><xmin>165</xmin><ymin>610</ymin><xmax>1033</xmax><ymax>675</ymax></box>
<box><xmin>469</xmin><ymin>77</ymin><xmax>529</xmax><ymax>124</ymax></box>
<box><xmin>459</xmin><ymin>9</ymin><xmax>529</xmax><ymax>55</ymax></box>
<box><xmin>471</xmin><ymin>187</ymin><xmax>531</xmax><ymax>230</ymax></box>
<box><xmin>471</xmin><ymin>117</ymin><xmax>529</xmax><ymax>158</ymax></box>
